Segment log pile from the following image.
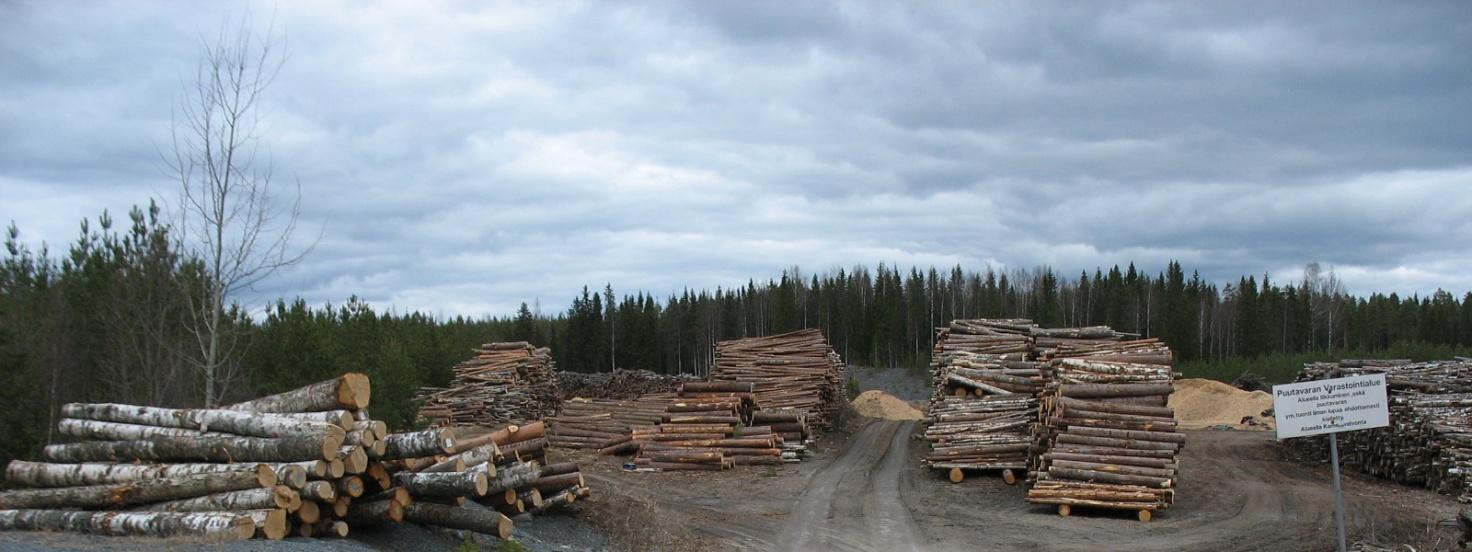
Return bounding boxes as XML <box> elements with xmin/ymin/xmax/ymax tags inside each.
<box><xmin>416</xmin><ymin>342</ymin><xmax>562</xmax><ymax>427</ymax></box>
<box><xmin>1026</xmin><ymin>348</ymin><xmax>1182</xmax><ymax>521</ymax></box>
<box><xmin>1296</xmin><ymin>359</ymin><xmax>1472</xmax><ymax>502</ymax></box>
<box><xmin>1</xmin><ymin>373</ymin><xmax>588</xmax><ymax>543</ymax></box>
<box><xmin>547</xmin><ymin>394</ymin><xmax>675</xmax><ymax>451</ymax></box>
<box><xmin>711</xmin><ymin>329</ymin><xmax>847</xmax><ymax>437</ymax></box>
<box><xmin>557</xmin><ymin>369</ymin><xmax>696</xmax><ymax>400</ymax></box>
<box><xmin>923</xmin><ymin>319</ymin><xmax>1040</xmax><ymax>484</ymax></box>
<box><xmin>628</xmin><ymin>382</ymin><xmax>794</xmax><ymax>470</ymax></box>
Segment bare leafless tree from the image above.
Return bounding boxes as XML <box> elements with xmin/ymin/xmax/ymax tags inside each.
<box><xmin>168</xmin><ymin>15</ymin><xmax>310</xmax><ymax>406</ymax></box>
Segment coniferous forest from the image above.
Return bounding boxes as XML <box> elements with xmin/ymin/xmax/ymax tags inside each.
<box><xmin>3</xmin><ymin>208</ymin><xmax>1471</xmax><ymax>465</ymax></box>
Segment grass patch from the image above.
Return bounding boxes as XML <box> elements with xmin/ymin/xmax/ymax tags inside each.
<box><xmin>1177</xmin><ymin>341</ymin><xmax>1471</xmax><ymax>384</ymax></box>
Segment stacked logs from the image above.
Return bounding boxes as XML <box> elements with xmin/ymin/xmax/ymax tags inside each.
<box><xmin>923</xmin><ymin>319</ymin><xmax>1041</xmax><ymax>484</ymax></box>
<box><xmin>547</xmin><ymin>394</ymin><xmax>675</xmax><ymax>451</ymax></box>
<box><xmin>1296</xmin><ymin>359</ymin><xmax>1472</xmax><ymax>501</ymax></box>
<box><xmin>711</xmin><ymin>329</ymin><xmax>847</xmax><ymax>436</ymax></box>
<box><xmin>416</xmin><ymin>342</ymin><xmax>562</xmax><ymax>427</ymax></box>
<box><xmin>0</xmin><ymin>374</ymin><xmax>586</xmax><ymax>542</ymax></box>
<box><xmin>401</xmin><ymin>420</ymin><xmax>590</xmax><ymax>518</ymax></box>
<box><xmin>1026</xmin><ymin>350</ymin><xmax>1182</xmax><ymax>522</ymax></box>
<box><xmin>623</xmin><ymin>382</ymin><xmax>794</xmax><ymax>470</ymax></box>
<box><xmin>557</xmin><ymin>370</ymin><xmax>696</xmax><ymax>400</ymax></box>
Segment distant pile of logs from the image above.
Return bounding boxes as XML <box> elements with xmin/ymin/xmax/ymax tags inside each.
<box><xmin>1026</xmin><ymin>350</ymin><xmax>1181</xmax><ymax>522</ymax></box>
<box><xmin>1296</xmin><ymin>358</ymin><xmax>1472</xmax><ymax>502</ymax></box>
<box><xmin>923</xmin><ymin>319</ymin><xmax>1041</xmax><ymax>484</ymax></box>
<box><xmin>547</xmin><ymin>394</ymin><xmax>675</xmax><ymax>450</ymax></box>
<box><xmin>0</xmin><ymin>373</ymin><xmax>587</xmax><ymax>542</ymax></box>
<box><xmin>625</xmin><ymin>382</ymin><xmax>794</xmax><ymax>470</ymax></box>
<box><xmin>557</xmin><ymin>369</ymin><xmax>696</xmax><ymax>400</ymax></box>
<box><xmin>711</xmin><ymin>329</ymin><xmax>847</xmax><ymax>436</ymax></box>
<box><xmin>416</xmin><ymin>342</ymin><xmax>562</xmax><ymax>426</ymax></box>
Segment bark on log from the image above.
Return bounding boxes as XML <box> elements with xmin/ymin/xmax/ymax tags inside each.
<box><xmin>226</xmin><ymin>373</ymin><xmax>372</xmax><ymax>412</ymax></box>
<box><xmin>0</xmin><ymin>509</ymin><xmax>255</xmax><ymax>541</ymax></box>
<box><xmin>394</xmin><ymin>471</ymin><xmax>489</xmax><ymax>498</ymax></box>
<box><xmin>404</xmin><ymin>502</ymin><xmax>513</xmax><ymax>540</ymax></box>
<box><xmin>43</xmin><ymin>433</ymin><xmax>343</xmax><ymax>463</ymax></box>
<box><xmin>345</xmin><ymin>499</ymin><xmax>404</xmax><ymax>526</ymax></box>
<box><xmin>0</xmin><ymin>470</ymin><xmax>270</xmax><ymax>509</ymax></box>
<box><xmin>485</xmin><ymin>462</ymin><xmax>540</xmax><ymax>496</ymax></box>
<box><xmin>140</xmin><ymin>486</ymin><xmax>296</xmax><ymax>512</ymax></box>
<box><xmin>381</xmin><ymin>430</ymin><xmax>456</xmax><ymax>459</ymax></box>
<box><xmin>4</xmin><ymin>461</ymin><xmax>275</xmax><ymax>488</ymax></box>
<box><xmin>59</xmin><ymin>404</ymin><xmax>344</xmax><ymax>440</ymax></box>
<box><xmin>299</xmin><ymin>480</ymin><xmax>337</xmax><ymax>502</ymax></box>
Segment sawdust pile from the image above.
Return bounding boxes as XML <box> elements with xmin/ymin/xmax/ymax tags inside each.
<box><xmin>851</xmin><ymin>390</ymin><xmax>923</xmax><ymax>420</ymax></box>
<box><xmin>1170</xmin><ymin>378</ymin><xmax>1275</xmax><ymax>430</ymax></box>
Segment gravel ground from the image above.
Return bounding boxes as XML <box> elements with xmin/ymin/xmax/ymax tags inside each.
<box><xmin>0</xmin><ymin>504</ymin><xmax>611</xmax><ymax>552</ymax></box>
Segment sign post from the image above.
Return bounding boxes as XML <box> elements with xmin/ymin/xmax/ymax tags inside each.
<box><xmin>1272</xmin><ymin>373</ymin><xmax>1390</xmax><ymax>552</ymax></box>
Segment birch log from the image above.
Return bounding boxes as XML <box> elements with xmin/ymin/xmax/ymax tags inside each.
<box><xmin>226</xmin><ymin>373</ymin><xmax>372</xmax><ymax>412</ymax></box>
<box><xmin>345</xmin><ymin>499</ymin><xmax>403</xmax><ymax>527</ymax></box>
<box><xmin>60</xmin><ymin>404</ymin><xmax>344</xmax><ymax>440</ymax></box>
<box><xmin>0</xmin><ymin>509</ymin><xmax>255</xmax><ymax>541</ymax></box>
<box><xmin>0</xmin><ymin>471</ymin><xmax>269</xmax><ymax>509</ymax></box>
<box><xmin>4</xmin><ymin>461</ymin><xmax>275</xmax><ymax>488</ymax></box>
<box><xmin>381</xmin><ymin>429</ymin><xmax>456</xmax><ymax>459</ymax></box>
<box><xmin>244</xmin><ymin>509</ymin><xmax>289</xmax><ymax>540</ymax></box>
<box><xmin>393</xmin><ymin>471</ymin><xmax>489</xmax><ymax>498</ymax></box>
<box><xmin>140</xmin><ymin>486</ymin><xmax>296</xmax><ymax>512</ymax></box>
<box><xmin>43</xmin><ymin>433</ymin><xmax>343</xmax><ymax>463</ymax></box>
<box><xmin>403</xmin><ymin>502</ymin><xmax>513</xmax><ymax>540</ymax></box>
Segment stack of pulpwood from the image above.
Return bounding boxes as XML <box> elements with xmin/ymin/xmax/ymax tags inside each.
<box><xmin>557</xmin><ymin>369</ymin><xmax>695</xmax><ymax>401</ymax></box>
<box><xmin>415</xmin><ymin>342</ymin><xmax>562</xmax><ymax>427</ymax></box>
<box><xmin>547</xmin><ymin>394</ymin><xmax>675</xmax><ymax>450</ymax></box>
<box><xmin>0</xmin><ymin>373</ymin><xmax>588</xmax><ymax>543</ymax></box>
<box><xmin>923</xmin><ymin>319</ymin><xmax>1040</xmax><ymax>484</ymax></box>
<box><xmin>711</xmin><ymin>329</ymin><xmax>847</xmax><ymax>438</ymax></box>
<box><xmin>1026</xmin><ymin>342</ymin><xmax>1182</xmax><ymax>522</ymax></box>
<box><xmin>623</xmin><ymin>381</ymin><xmax>793</xmax><ymax>471</ymax></box>
<box><xmin>1295</xmin><ymin>358</ymin><xmax>1472</xmax><ymax>502</ymax></box>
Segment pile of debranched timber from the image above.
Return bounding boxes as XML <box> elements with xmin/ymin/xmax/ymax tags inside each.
<box><xmin>711</xmin><ymin>329</ymin><xmax>847</xmax><ymax>438</ymax></box>
<box><xmin>557</xmin><ymin>369</ymin><xmax>696</xmax><ymax>401</ymax></box>
<box><xmin>1296</xmin><ymin>358</ymin><xmax>1472</xmax><ymax>501</ymax></box>
<box><xmin>1026</xmin><ymin>342</ymin><xmax>1182</xmax><ymax>522</ymax></box>
<box><xmin>416</xmin><ymin>342</ymin><xmax>562</xmax><ymax>427</ymax></box>
<box><xmin>0</xmin><ymin>374</ymin><xmax>587</xmax><ymax>543</ymax></box>
<box><xmin>923</xmin><ymin>319</ymin><xmax>1041</xmax><ymax>484</ymax></box>
<box><xmin>625</xmin><ymin>382</ymin><xmax>794</xmax><ymax>470</ymax></box>
<box><xmin>547</xmin><ymin>394</ymin><xmax>674</xmax><ymax>451</ymax></box>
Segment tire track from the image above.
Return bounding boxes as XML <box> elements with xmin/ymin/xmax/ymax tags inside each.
<box><xmin>777</xmin><ymin>420</ymin><xmax>922</xmax><ymax>552</ymax></box>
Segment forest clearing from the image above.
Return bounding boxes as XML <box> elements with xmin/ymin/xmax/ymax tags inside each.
<box><xmin>2</xmin><ymin>322</ymin><xmax>1469</xmax><ymax>551</ymax></box>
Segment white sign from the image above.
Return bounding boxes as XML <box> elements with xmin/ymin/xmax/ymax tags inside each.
<box><xmin>1273</xmin><ymin>373</ymin><xmax>1390</xmax><ymax>439</ymax></box>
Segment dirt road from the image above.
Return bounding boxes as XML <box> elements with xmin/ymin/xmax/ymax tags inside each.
<box><xmin>582</xmin><ymin>419</ymin><xmax>1462</xmax><ymax>551</ymax></box>
<box><xmin>776</xmin><ymin>420</ymin><xmax>921</xmax><ymax>552</ymax></box>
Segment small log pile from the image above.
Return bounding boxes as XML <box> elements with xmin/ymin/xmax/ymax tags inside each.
<box><xmin>547</xmin><ymin>394</ymin><xmax>674</xmax><ymax>451</ymax></box>
<box><xmin>627</xmin><ymin>381</ymin><xmax>793</xmax><ymax>470</ymax></box>
<box><xmin>1026</xmin><ymin>346</ymin><xmax>1182</xmax><ymax>522</ymax></box>
<box><xmin>923</xmin><ymin>319</ymin><xmax>1040</xmax><ymax>484</ymax></box>
<box><xmin>1</xmin><ymin>373</ymin><xmax>587</xmax><ymax>543</ymax></box>
<box><xmin>416</xmin><ymin>342</ymin><xmax>562</xmax><ymax>426</ymax></box>
<box><xmin>1296</xmin><ymin>358</ymin><xmax>1472</xmax><ymax>502</ymax></box>
<box><xmin>711</xmin><ymin>329</ymin><xmax>847</xmax><ymax>436</ymax></box>
<box><xmin>557</xmin><ymin>369</ymin><xmax>696</xmax><ymax>400</ymax></box>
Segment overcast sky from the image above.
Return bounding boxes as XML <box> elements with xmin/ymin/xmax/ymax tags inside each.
<box><xmin>3</xmin><ymin>1</ymin><xmax>1470</xmax><ymax>317</ymax></box>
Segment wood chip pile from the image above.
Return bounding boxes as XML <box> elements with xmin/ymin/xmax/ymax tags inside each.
<box><xmin>547</xmin><ymin>394</ymin><xmax>675</xmax><ymax>451</ymax></box>
<box><xmin>1026</xmin><ymin>340</ymin><xmax>1181</xmax><ymax>522</ymax></box>
<box><xmin>1296</xmin><ymin>358</ymin><xmax>1472</xmax><ymax>502</ymax></box>
<box><xmin>0</xmin><ymin>373</ymin><xmax>587</xmax><ymax>543</ymax></box>
<box><xmin>557</xmin><ymin>370</ymin><xmax>696</xmax><ymax>401</ymax></box>
<box><xmin>711</xmin><ymin>329</ymin><xmax>847</xmax><ymax>437</ymax></box>
<box><xmin>923</xmin><ymin>319</ymin><xmax>1040</xmax><ymax>484</ymax></box>
<box><xmin>416</xmin><ymin>342</ymin><xmax>562</xmax><ymax>427</ymax></box>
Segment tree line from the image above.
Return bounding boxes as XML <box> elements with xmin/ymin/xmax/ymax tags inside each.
<box><xmin>6</xmin><ymin>207</ymin><xmax>1472</xmax><ymax>466</ymax></box>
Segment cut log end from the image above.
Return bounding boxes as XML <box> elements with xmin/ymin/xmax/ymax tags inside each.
<box><xmin>296</xmin><ymin>500</ymin><xmax>321</xmax><ymax>525</ymax></box>
<box><xmin>1003</xmin><ymin>469</ymin><xmax>1017</xmax><ymax>486</ymax></box>
<box><xmin>948</xmin><ymin>468</ymin><xmax>964</xmax><ymax>483</ymax></box>
<box><xmin>339</xmin><ymin>373</ymin><xmax>373</xmax><ymax>410</ymax></box>
<box><xmin>1058</xmin><ymin>504</ymin><xmax>1071</xmax><ymax>517</ymax></box>
<box><xmin>256</xmin><ymin>509</ymin><xmax>288</xmax><ymax>540</ymax></box>
<box><xmin>1138</xmin><ymin>509</ymin><xmax>1152</xmax><ymax>522</ymax></box>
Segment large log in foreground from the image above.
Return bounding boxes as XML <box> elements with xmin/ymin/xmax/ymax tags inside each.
<box><xmin>43</xmin><ymin>433</ymin><xmax>343</xmax><ymax>463</ymax></box>
<box><xmin>0</xmin><ymin>509</ymin><xmax>255</xmax><ymax>541</ymax></box>
<box><xmin>226</xmin><ymin>373</ymin><xmax>372</xmax><ymax>413</ymax></box>
<box><xmin>0</xmin><ymin>471</ymin><xmax>270</xmax><ymax>509</ymax></box>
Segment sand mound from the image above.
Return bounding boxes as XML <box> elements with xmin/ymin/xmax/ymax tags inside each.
<box><xmin>1170</xmin><ymin>378</ymin><xmax>1275</xmax><ymax>430</ymax></box>
<box><xmin>851</xmin><ymin>390</ymin><xmax>923</xmax><ymax>420</ymax></box>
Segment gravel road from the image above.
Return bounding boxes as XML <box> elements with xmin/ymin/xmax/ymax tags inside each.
<box><xmin>776</xmin><ymin>420</ymin><xmax>921</xmax><ymax>552</ymax></box>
